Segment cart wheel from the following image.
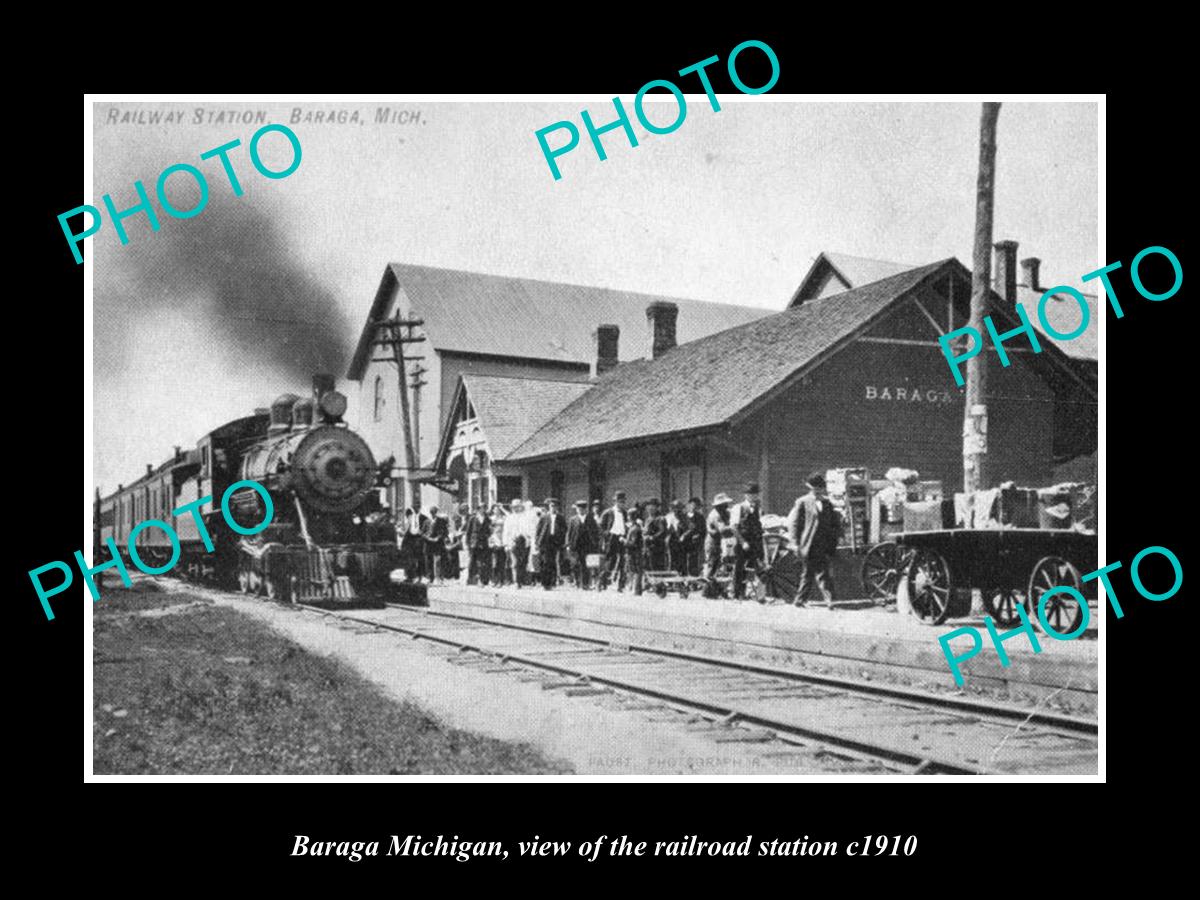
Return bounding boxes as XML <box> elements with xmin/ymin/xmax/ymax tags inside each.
<box><xmin>906</xmin><ymin>549</ymin><xmax>952</xmax><ymax>625</ymax></box>
<box><xmin>983</xmin><ymin>587</ymin><xmax>1025</xmax><ymax>628</ymax></box>
<box><xmin>1026</xmin><ymin>556</ymin><xmax>1085</xmax><ymax>635</ymax></box>
<box><xmin>861</xmin><ymin>541</ymin><xmax>903</xmax><ymax>602</ymax></box>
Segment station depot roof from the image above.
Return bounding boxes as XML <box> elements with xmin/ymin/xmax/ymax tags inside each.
<box><xmin>347</xmin><ymin>264</ymin><xmax>770</xmax><ymax>381</ymax></box>
<box><xmin>504</xmin><ymin>259</ymin><xmax>1095</xmax><ymax>463</ymax></box>
<box><xmin>792</xmin><ymin>251</ymin><xmax>1098</xmax><ymax>362</ymax></box>
<box><xmin>433</xmin><ymin>374</ymin><xmax>593</xmax><ymax>470</ymax></box>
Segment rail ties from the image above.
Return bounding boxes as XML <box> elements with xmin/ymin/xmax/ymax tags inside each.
<box><xmin>293</xmin><ymin>601</ymin><xmax>1091</xmax><ymax>776</ymax></box>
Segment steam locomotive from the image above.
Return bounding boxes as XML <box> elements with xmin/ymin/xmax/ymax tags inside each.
<box><xmin>96</xmin><ymin>374</ymin><xmax>400</xmax><ymax>606</ymax></box>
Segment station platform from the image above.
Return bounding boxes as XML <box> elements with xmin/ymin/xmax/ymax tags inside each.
<box><xmin>423</xmin><ymin>580</ymin><xmax>1099</xmax><ymax>716</ymax></box>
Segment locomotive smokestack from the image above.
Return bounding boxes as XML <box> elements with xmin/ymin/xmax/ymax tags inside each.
<box><xmin>313</xmin><ymin>373</ymin><xmax>335</xmax><ymax>401</ymax></box>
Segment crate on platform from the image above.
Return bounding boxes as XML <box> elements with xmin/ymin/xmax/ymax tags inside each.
<box><xmin>902</xmin><ymin>499</ymin><xmax>956</xmax><ymax>531</ymax></box>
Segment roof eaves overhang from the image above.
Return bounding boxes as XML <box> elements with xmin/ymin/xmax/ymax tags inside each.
<box><xmin>505</xmin><ymin>423</ymin><xmax>723</xmax><ymax>466</ymax></box>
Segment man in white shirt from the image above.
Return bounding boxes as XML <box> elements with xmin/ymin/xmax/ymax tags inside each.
<box><xmin>598</xmin><ymin>491</ymin><xmax>629</xmax><ymax>591</ymax></box>
<box><xmin>503</xmin><ymin>499</ymin><xmax>530</xmax><ymax>587</ymax></box>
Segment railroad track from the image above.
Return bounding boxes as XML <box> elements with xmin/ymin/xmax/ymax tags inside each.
<box><xmin>297</xmin><ymin>602</ymin><xmax>1098</xmax><ymax>776</ymax></box>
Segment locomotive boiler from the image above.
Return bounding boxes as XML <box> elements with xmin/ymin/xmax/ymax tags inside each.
<box><xmin>226</xmin><ymin>374</ymin><xmax>400</xmax><ymax>605</ymax></box>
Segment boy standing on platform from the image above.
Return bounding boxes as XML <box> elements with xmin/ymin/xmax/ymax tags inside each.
<box><xmin>624</xmin><ymin>506</ymin><xmax>645</xmax><ymax>596</ymax></box>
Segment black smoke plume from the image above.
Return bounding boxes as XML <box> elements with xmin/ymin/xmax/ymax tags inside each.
<box><xmin>95</xmin><ymin>183</ymin><xmax>352</xmax><ymax>381</ymax></box>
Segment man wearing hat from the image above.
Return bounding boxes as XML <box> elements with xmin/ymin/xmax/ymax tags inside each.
<box><xmin>703</xmin><ymin>493</ymin><xmax>737</xmax><ymax>593</ymax></box>
<box><xmin>680</xmin><ymin>497</ymin><xmax>706</xmax><ymax>576</ymax></box>
<box><xmin>598</xmin><ymin>490</ymin><xmax>629</xmax><ymax>590</ymax></box>
<box><xmin>642</xmin><ymin>498</ymin><xmax>669</xmax><ymax>573</ymax></box>
<box><xmin>731</xmin><ymin>483</ymin><xmax>765</xmax><ymax>600</ymax></box>
<box><xmin>567</xmin><ymin>499</ymin><xmax>599</xmax><ymax>589</ymax></box>
<box><xmin>535</xmin><ymin>498</ymin><xmax>568</xmax><ymax>589</ymax></box>
<box><xmin>787</xmin><ymin>472</ymin><xmax>843</xmax><ymax>608</ymax></box>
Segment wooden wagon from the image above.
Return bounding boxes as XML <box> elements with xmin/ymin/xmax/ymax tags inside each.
<box><xmin>895</xmin><ymin>528</ymin><xmax>1098</xmax><ymax>631</ymax></box>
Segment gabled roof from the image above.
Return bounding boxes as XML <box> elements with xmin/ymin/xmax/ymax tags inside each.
<box><xmin>348</xmin><ymin>264</ymin><xmax>772</xmax><ymax>381</ymax></box>
<box><xmin>434</xmin><ymin>374</ymin><xmax>593</xmax><ymax>469</ymax></box>
<box><xmin>789</xmin><ymin>251</ymin><xmax>917</xmax><ymax>306</ymax></box>
<box><xmin>508</xmin><ymin>261</ymin><xmax>954</xmax><ymax>462</ymax></box>
<box><xmin>791</xmin><ymin>251</ymin><xmax>1098</xmax><ymax>361</ymax></box>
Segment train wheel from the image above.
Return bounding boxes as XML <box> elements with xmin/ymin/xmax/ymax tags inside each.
<box><xmin>906</xmin><ymin>549</ymin><xmax>952</xmax><ymax>625</ymax></box>
<box><xmin>861</xmin><ymin>542</ymin><xmax>903</xmax><ymax>603</ymax></box>
<box><xmin>1026</xmin><ymin>556</ymin><xmax>1085</xmax><ymax>636</ymax></box>
<box><xmin>237</xmin><ymin>570</ymin><xmax>250</xmax><ymax>594</ymax></box>
<box><xmin>983</xmin><ymin>587</ymin><xmax>1025</xmax><ymax>628</ymax></box>
<box><xmin>263</xmin><ymin>576</ymin><xmax>278</xmax><ymax>601</ymax></box>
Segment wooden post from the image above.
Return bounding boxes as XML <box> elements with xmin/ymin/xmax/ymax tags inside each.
<box><xmin>963</xmin><ymin>102</ymin><xmax>1001</xmax><ymax>495</ymax></box>
<box><xmin>372</xmin><ymin>314</ymin><xmax>426</xmax><ymax>511</ymax></box>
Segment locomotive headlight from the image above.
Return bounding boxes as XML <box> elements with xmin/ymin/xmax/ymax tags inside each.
<box><xmin>320</xmin><ymin>390</ymin><xmax>348</xmax><ymax>419</ymax></box>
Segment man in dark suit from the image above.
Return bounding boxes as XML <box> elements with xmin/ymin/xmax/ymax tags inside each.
<box><xmin>398</xmin><ymin>507</ymin><xmax>429</xmax><ymax>582</ymax></box>
<box><xmin>598</xmin><ymin>491</ymin><xmax>629</xmax><ymax>591</ymax></box>
<box><xmin>464</xmin><ymin>505</ymin><xmax>492</xmax><ymax>586</ymax></box>
<box><xmin>535</xmin><ymin>497</ymin><xmax>568</xmax><ymax>590</ymax></box>
<box><xmin>680</xmin><ymin>497</ymin><xmax>706</xmax><ymax>576</ymax></box>
<box><xmin>421</xmin><ymin>507</ymin><xmax>450</xmax><ymax>583</ymax></box>
<box><xmin>787</xmin><ymin>472</ymin><xmax>843</xmax><ymax>608</ymax></box>
<box><xmin>732</xmin><ymin>483</ymin><xmax>765</xmax><ymax>601</ymax></box>
<box><xmin>566</xmin><ymin>499</ymin><xmax>599</xmax><ymax>589</ymax></box>
<box><xmin>643</xmin><ymin>498</ymin><xmax>669</xmax><ymax>572</ymax></box>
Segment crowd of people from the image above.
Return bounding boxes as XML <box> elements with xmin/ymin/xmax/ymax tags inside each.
<box><xmin>394</xmin><ymin>473</ymin><xmax>843</xmax><ymax>607</ymax></box>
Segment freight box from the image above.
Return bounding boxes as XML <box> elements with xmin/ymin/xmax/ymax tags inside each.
<box><xmin>902</xmin><ymin>499</ymin><xmax>956</xmax><ymax>531</ymax></box>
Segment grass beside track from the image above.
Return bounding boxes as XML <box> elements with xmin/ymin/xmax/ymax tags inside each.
<box><xmin>92</xmin><ymin>582</ymin><xmax>572</xmax><ymax>775</ymax></box>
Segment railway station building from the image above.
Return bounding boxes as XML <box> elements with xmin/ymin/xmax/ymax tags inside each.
<box><xmin>351</xmin><ymin>244</ymin><xmax>1098</xmax><ymax>517</ymax></box>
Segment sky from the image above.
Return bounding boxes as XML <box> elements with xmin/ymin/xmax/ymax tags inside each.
<box><xmin>90</xmin><ymin>98</ymin><xmax>1098</xmax><ymax>493</ymax></box>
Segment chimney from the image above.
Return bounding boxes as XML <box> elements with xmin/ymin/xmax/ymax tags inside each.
<box><xmin>993</xmin><ymin>240</ymin><xmax>1018</xmax><ymax>304</ymax></box>
<box><xmin>174</xmin><ymin>445</ymin><xmax>181</xmax><ymax>460</ymax></box>
<box><xmin>1021</xmin><ymin>257</ymin><xmax>1041</xmax><ymax>292</ymax></box>
<box><xmin>594</xmin><ymin>324</ymin><xmax>620</xmax><ymax>376</ymax></box>
<box><xmin>646</xmin><ymin>301</ymin><xmax>679</xmax><ymax>358</ymax></box>
<box><xmin>146</xmin><ymin>463</ymin><xmax>153</xmax><ymax>476</ymax></box>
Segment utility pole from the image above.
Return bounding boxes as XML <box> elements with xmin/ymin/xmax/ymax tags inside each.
<box><xmin>963</xmin><ymin>102</ymin><xmax>1001</xmax><ymax>495</ymax></box>
<box><xmin>410</xmin><ymin>362</ymin><xmax>427</xmax><ymax>467</ymax></box>
<box><xmin>371</xmin><ymin>312</ymin><xmax>427</xmax><ymax>510</ymax></box>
